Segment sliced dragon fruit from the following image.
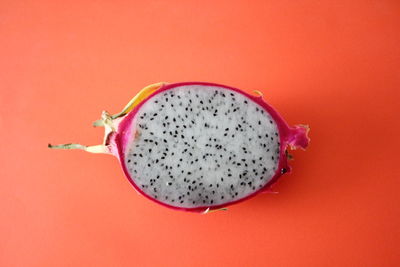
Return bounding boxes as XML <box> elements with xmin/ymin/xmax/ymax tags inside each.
<box><xmin>49</xmin><ymin>82</ymin><xmax>309</xmax><ymax>212</ymax></box>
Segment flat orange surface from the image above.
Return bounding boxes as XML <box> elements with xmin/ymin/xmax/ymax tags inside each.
<box><xmin>1</xmin><ymin>1</ymin><xmax>400</xmax><ymax>266</ymax></box>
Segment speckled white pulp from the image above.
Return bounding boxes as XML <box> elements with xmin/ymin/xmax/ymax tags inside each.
<box><xmin>124</xmin><ymin>85</ymin><xmax>280</xmax><ymax>208</ymax></box>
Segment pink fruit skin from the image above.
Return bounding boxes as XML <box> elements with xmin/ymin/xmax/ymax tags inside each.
<box><xmin>108</xmin><ymin>82</ymin><xmax>310</xmax><ymax>212</ymax></box>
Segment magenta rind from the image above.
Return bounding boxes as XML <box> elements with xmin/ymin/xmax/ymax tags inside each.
<box><xmin>112</xmin><ymin>82</ymin><xmax>309</xmax><ymax>212</ymax></box>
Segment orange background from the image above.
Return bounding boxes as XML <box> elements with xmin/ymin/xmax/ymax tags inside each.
<box><xmin>1</xmin><ymin>1</ymin><xmax>400</xmax><ymax>266</ymax></box>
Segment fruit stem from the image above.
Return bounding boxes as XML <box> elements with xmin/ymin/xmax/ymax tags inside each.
<box><xmin>48</xmin><ymin>143</ymin><xmax>109</xmax><ymax>154</ymax></box>
<box><xmin>48</xmin><ymin>111</ymin><xmax>114</xmax><ymax>154</ymax></box>
<box><xmin>252</xmin><ymin>90</ymin><xmax>264</xmax><ymax>97</ymax></box>
<box><xmin>202</xmin><ymin>207</ymin><xmax>228</xmax><ymax>214</ymax></box>
<box><xmin>93</xmin><ymin>82</ymin><xmax>166</xmax><ymax>127</ymax></box>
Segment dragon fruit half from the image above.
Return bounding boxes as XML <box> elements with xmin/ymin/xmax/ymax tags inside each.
<box><xmin>49</xmin><ymin>82</ymin><xmax>309</xmax><ymax>212</ymax></box>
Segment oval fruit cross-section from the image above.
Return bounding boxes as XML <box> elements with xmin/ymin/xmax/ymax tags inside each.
<box><xmin>123</xmin><ymin>84</ymin><xmax>281</xmax><ymax>209</ymax></box>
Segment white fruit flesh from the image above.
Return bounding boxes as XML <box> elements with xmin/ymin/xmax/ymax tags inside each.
<box><xmin>124</xmin><ymin>85</ymin><xmax>280</xmax><ymax>208</ymax></box>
